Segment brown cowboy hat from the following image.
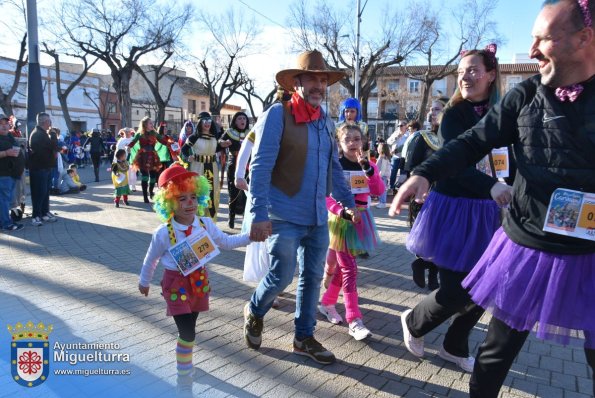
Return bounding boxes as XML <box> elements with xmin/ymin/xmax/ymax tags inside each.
<box><xmin>275</xmin><ymin>50</ymin><xmax>347</xmax><ymax>92</ymax></box>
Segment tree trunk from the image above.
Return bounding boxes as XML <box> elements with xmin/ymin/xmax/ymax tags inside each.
<box><xmin>157</xmin><ymin>102</ymin><xmax>166</xmax><ymax>123</ymax></box>
<box><xmin>58</xmin><ymin>94</ymin><xmax>74</xmax><ymax>133</ymax></box>
<box><xmin>115</xmin><ymin>68</ymin><xmax>134</xmax><ymax>127</ymax></box>
<box><xmin>417</xmin><ymin>80</ymin><xmax>432</xmax><ymax>126</ymax></box>
<box><xmin>0</xmin><ymin>33</ymin><xmax>27</xmax><ymax>117</ymax></box>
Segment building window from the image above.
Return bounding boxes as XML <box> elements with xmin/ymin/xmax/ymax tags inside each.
<box><xmin>408</xmin><ymin>79</ymin><xmax>420</xmax><ymax>94</ymax></box>
<box><xmin>145</xmin><ymin>111</ymin><xmax>151</xmax><ymax>117</ymax></box>
<box><xmin>506</xmin><ymin>76</ymin><xmax>522</xmax><ymax>92</ymax></box>
<box><xmin>107</xmin><ymin>102</ymin><xmax>117</xmax><ymax>114</ymax></box>
<box><xmin>200</xmin><ymin>101</ymin><xmax>206</xmax><ymax>111</ymax></box>
<box><xmin>385</xmin><ymin>103</ymin><xmax>398</xmax><ymax>114</ymax></box>
<box><xmin>188</xmin><ymin>99</ymin><xmax>196</xmax><ymax>114</ymax></box>
<box><xmin>432</xmin><ymin>78</ymin><xmax>447</xmax><ymax>96</ymax></box>
<box><xmin>387</xmin><ymin>80</ymin><xmax>399</xmax><ymax>91</ymax></box>
<box><xmin>367</xmin><ymin>98</ymin><xmax>378</xmax><ymax>116</ymax></box>
<box><xmin>168</xmin><ymin>114</ymin><xmax>174</xmax><ymax>121</ymax></box>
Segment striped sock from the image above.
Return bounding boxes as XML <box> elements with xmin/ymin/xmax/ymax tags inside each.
<box><xmin>176</xmin><ymin>337</ymin><xmax>194</xmax><ymax>376</ymax></box>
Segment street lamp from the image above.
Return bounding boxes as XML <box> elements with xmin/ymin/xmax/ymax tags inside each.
<box><xmin>354</xmin><ymin>0</ymin><xmax>361</xmax><ymax>101</ymax></box>
<box><xmin>26</xmin><ymin>0</ymin><xmax>46</xmax><ymax>137</ymax></box>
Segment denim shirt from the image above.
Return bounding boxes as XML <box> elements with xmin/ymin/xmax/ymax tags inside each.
<box><xmin>249</xmin><ymin>103</ymin><xmax>355</xmax><ymax>226</ymax></box>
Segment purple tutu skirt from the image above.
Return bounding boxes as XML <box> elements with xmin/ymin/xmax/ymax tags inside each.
<box><xmin>406</xmin><ymin>191</ymin><xmax>500</xmax><ymax>272</ymax></box>
<box><xmin>463</xmin><ymin>227</ymin><xmax>595</xmax><ymax>347</ymax></box>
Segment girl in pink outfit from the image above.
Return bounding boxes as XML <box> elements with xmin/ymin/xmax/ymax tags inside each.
<box><xmin>319</xmin><ymin>124</ymin><xmax>385</xmax><ymax>340</ymax></box>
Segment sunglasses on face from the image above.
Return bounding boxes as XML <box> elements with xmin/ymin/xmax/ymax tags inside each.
<box><xmin>202</xmin><ymin>119</ymin><xmax>212</xmax><ymax>123</ymax></box>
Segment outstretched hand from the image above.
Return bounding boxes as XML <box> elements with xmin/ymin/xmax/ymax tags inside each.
<box><xmin>388</xmin><ymin>175</ymin><xmax>430</xmax><ymax>217</ymax></box>
<box><xmin>138</xmin><ymin>284</ymin><xmax>149</xmax><ymax>296</ymax></box>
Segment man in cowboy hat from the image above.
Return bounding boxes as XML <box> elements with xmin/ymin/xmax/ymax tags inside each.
<box><xmin>244</xmin><ymin>49</ymin><xmax>359</xmax><ymax>365</ymax></box>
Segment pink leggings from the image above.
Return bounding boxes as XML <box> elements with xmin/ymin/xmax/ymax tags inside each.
<box><xmin>320</xmin><ymin>249</ymin><xmax>361</xmax><ymax>322</ymax></box>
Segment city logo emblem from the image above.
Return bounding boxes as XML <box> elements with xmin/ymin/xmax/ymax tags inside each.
<box><xmin>8</xmin><ymin>321</ymin><xmax>53</xmax><ymax>387</ymax></box>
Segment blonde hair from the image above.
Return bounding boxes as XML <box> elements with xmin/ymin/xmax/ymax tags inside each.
<box><xmin>137</xmin><ymin>116</ymin><xmax>152</xmax><ymax>134</ymax></box>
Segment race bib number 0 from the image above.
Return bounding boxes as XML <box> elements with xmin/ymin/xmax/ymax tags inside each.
<box><xmin>344</xmin><ymin>171</ymin><xmax>369</xmax><ymax>194</ymax></box>
<box><xmin>543</xmin><ymin>188</ymin><xmax>595</xmax><ymax>241</ymax></box>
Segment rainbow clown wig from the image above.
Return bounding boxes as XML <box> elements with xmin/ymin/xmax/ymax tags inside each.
<box><xmin>152</xmin><ymin>164</ymin><xmax>211</xmax><ymax>222</ymax></box>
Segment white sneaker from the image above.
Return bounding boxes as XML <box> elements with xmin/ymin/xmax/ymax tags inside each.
<box><xmin>349</xmin><ymin>318</ymin><xmax>372</xmax><ymax>341</ymax></box>
<box><xmin>401</xmin><ymin>309</ymin><xmax>424</xmax><ymax>357</ymax></box>
<box><xmin>375</xmin><ymin>203</ymin><xmax>387</xmax><ymax>209</ymax></box>
<box><xmin>42</xmin><ymin>212</ymin><xmax>58</xmax><ymax>223</ymax></box>
<box><xmin>438</xmin><ymin>346</ymin><xmax>475</xmax><ymax>372</ymax></box>
<box><xmin>31</xmin><ymin>217</ymin><xmax>43</xmax><ymax>226</ymax></box>
<box><xmin>318</xmin><ymin>304</ymin><xmax>343</xmax><ymax>325</ymax></box>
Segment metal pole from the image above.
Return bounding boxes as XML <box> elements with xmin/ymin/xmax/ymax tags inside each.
<box><xmin>26</xmin><ymin>0</ymin><xmax>46</xmax><ymax>138</ymax></box>
<box><xmin>354</xmin><ymin>0</ymin><xmax>361</xmax><ymax>101</ymax></box>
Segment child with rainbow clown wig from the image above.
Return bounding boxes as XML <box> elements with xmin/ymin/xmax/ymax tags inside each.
<box><xmin>138</xmin><ymin>164</ymin><xmax>251</xmax><ymax>385</ymax></box>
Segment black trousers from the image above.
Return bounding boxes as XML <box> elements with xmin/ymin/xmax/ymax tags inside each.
<box><xmin>406</xmin><ymin>268</ymin><xmax>484</xmax><ymax>357</ymax></box>
<box><xmin>470</xmin><ymin>316</ymin><xmax>595</xmax><ymax>397</ymax></box>
<box><xmin>173</xmin><ymin>312</ymin><xmax>199</xmax><ymax>342</ymax></box>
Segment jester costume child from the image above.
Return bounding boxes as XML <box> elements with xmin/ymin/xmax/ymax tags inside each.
<box><xmin>128</xmin><ymin>129</ymin><xmax>171</xmax><ymax>203</ymax></box>
<box><xmin>138</xmin><ymin>165</ymin><xmax>250</xmax><ymax>380</ymax></box>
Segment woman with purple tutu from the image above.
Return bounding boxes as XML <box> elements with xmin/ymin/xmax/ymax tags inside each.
<box><xmin>398</xmin><ymin>44</ymin><xmax>512</xmax><ymax>373</ymax></box>
<box><xmin>391</xmin><ymin>2</ymin><xmax>595</xmax><ymax>396</ymax></box>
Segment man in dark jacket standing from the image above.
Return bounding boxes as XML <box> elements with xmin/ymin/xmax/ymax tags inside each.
<box><xmin>28</xmin><ymin>112</ymin><xmax>58</xmax><ymax>226</ymax></box>
<box><xmin>0</xmin><ymin>114</ymin><xmax>26</xmax><ymax>231</ymax></box>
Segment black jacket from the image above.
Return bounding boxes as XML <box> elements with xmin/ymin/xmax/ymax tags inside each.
<box><xmin>432</xmin><ymin>100</ymin><xmax>498</xmax><ymax>199</ymax></box>
<box><xmin>413</xmin><ymin>75</ymin><xmax>595</xmax><ymax>254</ymax></box>
<box><xmin>83</xmin><ymin>134</ymin><xmax>105</xmax><ymax>154</ymax></box>
<box><xmin>0</xmin><ymin>134</ymin><xmax>26</xmax><ymax>177</ymax></box>
<box><xmin>28</xmin><ymin>126</ymin><xmax>56</xmax><ymax>170</ymax></box>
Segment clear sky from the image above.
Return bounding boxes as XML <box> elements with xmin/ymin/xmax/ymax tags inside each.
<box><xmin>207</xmin><ymin>0</ymin><xmax>543</xmax><ymax>62</ymax></box>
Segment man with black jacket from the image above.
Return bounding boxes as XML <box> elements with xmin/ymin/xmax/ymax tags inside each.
<box><xmin>0</xmin><ymin>114</ymin><xmax>26</xmax><ymax>231</ymax></box>
<box><xmin>28</xmin><ymin>112</ymin><xmax>58</xmax><ymax>226</ymax></box>
<box><xmin>390</xmin><ymin>1</ymin><xmax>595</xmax><ymax>397</ymax></box>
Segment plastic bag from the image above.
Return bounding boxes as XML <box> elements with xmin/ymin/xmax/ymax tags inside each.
<box><xmin>242</xmin><ymin>241</ymin><xmax>270</xmax><ymax>283</ymax></box>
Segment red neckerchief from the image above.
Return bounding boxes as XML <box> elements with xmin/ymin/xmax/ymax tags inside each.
<box><xmin>290</xmin><ymin>92</ymin><xmax>321</xmax><ymax>123</ymax></box>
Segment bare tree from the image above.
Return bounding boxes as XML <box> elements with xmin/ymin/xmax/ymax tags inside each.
<box><xmin>133</xmin><ymin>50</ymin><xmax>181</xmax><ymax>123</ymax></box>
<box><xmin>235</xmin><ymin>79</ymin><xmax>277</xmax><ymax>118</ymax></box>
<box><xmin>42</xmin><ymin>44</ymin><xmax>98</xmax><ymax>133</ymax></box>
<box><xmin>57</xmin><ymin>0</ymin><xmax>192</xmax><ymax>127</ymax></box>
<box><xmin>289</xmin><ymin>0</ymin><xmax>432</xmax><ymax>119</ymax></box>
<box><xmin>0</xmin><ymin>0</ymin><xmax>27</xmax><ymax>116</ymax></box>
<box><xmin>192</xmin><ymin>9</ymin><xmax>261</xmax><ymax>115</ymax></box>
<box><xmin>83</xmin><ymin>87</ymin><xmax>108</xmax><ymax>130</ymax></box>
<box><xmin>401</xmin><ymin>0</ymin><xmax>502</xmax><ymax>124</ymax></box>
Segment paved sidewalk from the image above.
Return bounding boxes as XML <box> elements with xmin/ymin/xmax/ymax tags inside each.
<box><xmin>0</xmin><ymin>167</ymin><xmax>592</xmax><ymax>398</ymax></box>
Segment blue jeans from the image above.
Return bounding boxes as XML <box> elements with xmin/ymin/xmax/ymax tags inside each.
<box><xmin>51</xmin><ymin>167</ymin><xmax>60</xmax><ymax>189</ymax></box>
<box><xmin>249</xmin><ymin>220</ymin><xmax>329</xmax><ymax>339</ymax></box>
<box><xmin>379</xmin><ymin>176</ymin><xmax>389</xmax><ymax>204</ymax></box>
<box><xmin>0</xmin><ymin>176</ymin><xmax>16</xmax><ymax>228</ymax></box>
<box><xmin>30</xmin><ymin>168</ymin><xmax>52</xmax><ymax>218</ymax></box>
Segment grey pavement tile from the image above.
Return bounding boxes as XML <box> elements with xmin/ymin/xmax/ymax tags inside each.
<box><xmin>550</xmin><ymin>371</ymin><xmax>577</xmax><ymax>390</ymax></box>
<box><xmin>242</xmin><ymin>377</ymin><xmax>280</xmax><ymax>396</ymax></box>
<box><xmin>564</xmin><ymin>391</ymin><xmax>592</xmax><ymax>398</ymax></box>
<box><xmin>576</xmin><ymin>376</ymin><xmax>594</xmax><ymax>395</ymax></box>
